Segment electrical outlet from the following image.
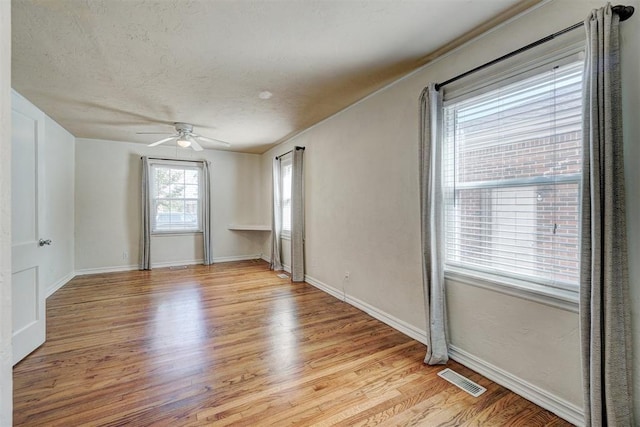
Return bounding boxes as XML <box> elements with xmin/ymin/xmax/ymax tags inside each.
<box><xmin>344</xmin><ymin>271</ymin><xmax>350</xmax><ymax>281</ymax></box>
<box><xmin>122</xmin><ymin>251</ymin><xmax>129</xmax><ymax>260</ymax></box>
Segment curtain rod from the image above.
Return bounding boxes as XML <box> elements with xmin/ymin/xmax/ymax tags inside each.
<box><xmin>434</xmin><ymin>4</ymin><xmax>635</xmax><ymax>91</ymax></box>
<box><xmin>140</xmin><ymin>156</ymin><xmax>206</xmax><ymax>163</ymax></box>
<box><xmin>275</xmin><ymin>146</ymin><xmax>305</xmax><ymax>160</ymax></box>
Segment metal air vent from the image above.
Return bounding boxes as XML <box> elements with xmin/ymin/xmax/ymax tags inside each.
<box><xmin>437</xmin><ymin>368</ymin><xmax>486</xmax><ymax>397</ymax></box>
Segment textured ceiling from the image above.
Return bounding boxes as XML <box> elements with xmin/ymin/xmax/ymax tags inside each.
<box><xmin>12</xmin><ymin>0</ymin><xmax>535</xmax><ymax>154</ymax></box>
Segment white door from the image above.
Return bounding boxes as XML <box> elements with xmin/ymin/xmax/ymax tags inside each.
<box><xmin>11</xmin><ymin>91</ymin><xmax>48</xmax><ymax>365</ymax></box>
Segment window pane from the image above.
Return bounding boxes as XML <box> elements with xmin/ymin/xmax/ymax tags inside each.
<box><xmin>156</xmin><ymin>200</ymin><xmax>170</xmax><ymax>213</ymax></box>
<box><xmin>282</xmin><ymin>200</ymin><xmax>291</xmax><ymax>232</ymax></box>
<box><xmin>170</xmin><ymin>200</ymin><xmax>184</xmax><ymax>213</ymax></box>
<box><xmin>184</xmin><ymin>184</ymin><xmax>199</xmax><ymax>198</ymax></box>
<box><xmin>151</xmin><ymin>164</ymin><xmax>202</xmax><ymax>232</ymax></box>
<box><xmin>186</xmin><ymin>200</ymin><xmax>198</xmax><ymax>211</ymax></box>
<box><xmin>184</xmin><ymin>200</ymin><xmax>199</xmax><ymax>227</ymax></box>
<box><xmin>447</xmin><ymin>183</ymin><xmax>580</xmax><ymax>285</ymax></box>
<box><xmin>282</xmin><ymin>165</ymin><xmax>292</xmax><ymax>200</ymax></box>
<box><xmin>155</xmin><ymin>167</ymin><xmax>172</xmax><ymax>186</ymax></box>
<box><xmin>157</xmin><ymin>183</ymin><xmax>172</xmax><ymax>198</ymax></box>
<box><xmin>170</xmin><ymin>184</ymin><xmax>185</xmax><ymax>198</ymax></box>
<box><xmin>281</xmin><ymin>160</ymin><xmax>293</xmax><ymax>233</ymax></box>
<box><xmin>170</xmin><ymin>168</ymin><xmax>185</xmax><ymax>184</ymax></box>
<box><xmin>443</xmin><ymin>60</ymin><xmax>583</xmax><ymax>290</ymax></box>
<box><xmin>185</xmin><ymin>169</ymin><xmax>199</xmax><ymax>184</ymax></box>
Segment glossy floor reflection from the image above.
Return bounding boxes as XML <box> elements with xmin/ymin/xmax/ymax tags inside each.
<box><xmin>13</xmin><ymin>261</ymin><xmax>573</xmax><ymax>426</ymax></box>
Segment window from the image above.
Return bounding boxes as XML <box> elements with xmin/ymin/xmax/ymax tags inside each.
<box><xmin>150</xmin><ymin>162</ymin><xmax>203</xmax><ymax>233</ymax></box>
<box><xmin>442</xmin><ymin>60</ymin><xmax>583</xmax><ymax>293</ymax></box>
<box><xmin>281</xmin><ymin>154</ymin><xmax>293</xmax><ymax>236</ymax></box>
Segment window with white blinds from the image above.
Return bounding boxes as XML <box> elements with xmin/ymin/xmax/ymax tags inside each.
<box><xmin>442</xmin><ymin>60</ymin><xmax>583</xmax><ymax>291</ymax></box>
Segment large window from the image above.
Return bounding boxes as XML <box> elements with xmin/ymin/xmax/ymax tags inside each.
<box><xmin>150</xmin><ymin>162</ymin><xmax>203</xmax><ymax>233</ymax></box>
<box><xmin>442</xmin><ymin>60</ymin><xmax>583</xmax><ymax>293</ymax></box>
<box><xmin>280</xmin><ymin>154</ymin><xmax>293</xmax><ymax>236</ymax></box>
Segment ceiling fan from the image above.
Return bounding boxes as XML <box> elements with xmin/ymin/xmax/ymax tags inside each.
<box><xmin>138</xmin><ymin>122</ymin><xmax>231</xmax><ymax>151</ymax></box>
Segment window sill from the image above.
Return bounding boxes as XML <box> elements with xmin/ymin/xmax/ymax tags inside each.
<box><xmin>444</xmin><ymin>268</ymin><xmax>579</xmax><ymax>313</ymax></box>
<box><xmin>228</xmin><ymin>225</ymin><xmax>271</xmax><ymax>231</ymax></box>
<box><xmin>151</xmin><ymin>231</ymin><xmax>203</xmax><ymax>237</ymax></box>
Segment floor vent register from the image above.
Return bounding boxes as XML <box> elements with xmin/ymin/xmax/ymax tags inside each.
<box><xmin>437</xmin><ymin>368</ymin><xmax>486</xmax><ymax>397</ymax></box>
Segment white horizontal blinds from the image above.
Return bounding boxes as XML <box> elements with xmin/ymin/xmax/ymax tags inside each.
<box><xmin>281</xmin><ymin>156</ymin><xmax>293</xmax><ymax>234</ymax></box>
<box><xmin>443</xmin><ymin>60</ymin><xmax>583</xmax><ymax>290</ymax></box>
<box><xmin>151</xmin><ymin>164</ymin><xmax>202</xmax><ymax>232</ymax></box>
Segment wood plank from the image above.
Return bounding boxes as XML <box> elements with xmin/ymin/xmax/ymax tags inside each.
<box><xmin>13</xmin><ymin>261</ymin><xmax>574</xmax><ymax>426</ymax></box>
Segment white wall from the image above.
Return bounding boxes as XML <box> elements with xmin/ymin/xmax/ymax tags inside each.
<box><xmin>43</xmin><ymin>117</ymin><xmax>75</xmax><ymax>295</ymax></box>
<box><xmin>0</xmin><ymin>15</ymin><xmax>75</xmax><ymax>418</ymax></box>
<box><xmin>0</xmin><ymin>1</ymin><xmax>12</xmax><ymax>424</ymax></box>
<box><xmin>75</xmin><ymin>138</ymin><xmax>266</xmax><ymax>272</ymax></box>
<box><xmin>261</xmin><ymin>0</ymin><xmax>640</xmax><ymax>424</ymax></box>
<box><xmin>281</xmin><ymin>238</ymin><xmax>292</xmax><ymax>272</ymax></box>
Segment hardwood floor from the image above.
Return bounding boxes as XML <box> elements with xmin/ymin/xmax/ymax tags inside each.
<box><xmin>13</xmin><ymin>260</ymin><xmax>573</xmax><ymax>426</ymax></box>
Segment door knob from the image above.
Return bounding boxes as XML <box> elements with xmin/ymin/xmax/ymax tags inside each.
<box><xmin>38</xmin><ymin>239</ymin><xmax>52</xmax><ymax>246</ymax></box>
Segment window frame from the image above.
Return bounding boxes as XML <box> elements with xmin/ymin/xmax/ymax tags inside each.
<box><xmin>439</xmin><ymin>44</ymin><xmax>585</xmax><ymax>308</ymax></box>
<box><xmin>149</xmin><ymin>159</ymin><xmax>204</xmax><ymax>235</ymax></box>
<box><xmin>280</xmin><ymin>153</ymin><xmax>293</xmax><ymax>239</ymax></box>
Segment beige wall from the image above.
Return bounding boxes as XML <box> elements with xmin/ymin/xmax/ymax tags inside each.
<box><xmin>0</xmin><ymin>0</ymin><xmax>12</xmax><ymax>424</ymax></box>
<box><xmin>262</xmin><ymin>0</ymin><xmax>640</xmax><ymax>424</ymax></box>
<box><xmin>43</xmin><ymin>116</ymin><xmax>75</xmax><ymax>295</ymax></box>
<box><xmin>75</xmin><ymin>138</ymin><xmax>267</xmax><ymax>271</ymax></box>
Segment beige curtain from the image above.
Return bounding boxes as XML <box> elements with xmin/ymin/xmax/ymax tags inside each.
<box><xmin>202</xmin><ymin>161</ymin><xmax>213</xmax><ymax>265</ymax></box>
<box><xmin>270</xmin><ymin>156</ymin><xmax>283</xmax><ymax>271</ymax></box>
<box><xmin>140</xmin><ymin>156</ymin><xmax>152</xmax><ymax>270</ymax></box>
<box><xmin>580</xmin><ymin>4</ymin><xmax>633</xmax><ymax>425</ymax></box>
<box><xmin>291</xmin><ymin>147</ymin><xmax>305</xmax><ymax>282</ymax></box>
<box><xmin>419</xmin><ymin>84</ymin><xmax>448</xmax><ymax>365</ymax></box>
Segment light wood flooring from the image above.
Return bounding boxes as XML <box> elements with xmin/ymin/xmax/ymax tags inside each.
<box><xmin>13</xmin><ymin>260</ymin><xmax>573</xmax><ymax>426</ymax></box>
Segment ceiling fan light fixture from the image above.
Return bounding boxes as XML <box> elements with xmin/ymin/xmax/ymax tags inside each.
<box><xmin>144</xmin><ymin>122</ymin><xmax>230</xmax><ymax>150</ymax></box>
<box><xmin>176</xmin><ymin>135</ymin><xmax>191</xmax><ymax>148</ymax></box>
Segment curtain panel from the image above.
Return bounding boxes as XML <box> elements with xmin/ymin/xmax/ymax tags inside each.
<box><xmin>202</xmin><ymin>161</ymin><xmax>213</xmax><ymax>265</ymax></box>
<box><xmin>270</xmin><ymin>157</ymin><xmax>283</xmax><ymax>271</ymax></box>
<box><xmin>140</xmin><ymin>156</ymin><xmax>152</xmax><ymax>270</ymax></box>
<box><xmin>580</xmin><ymin>4</ymin><xmax>633</xmax><ymax>426</ymax></box>
<box><xmin>419</xmin><ymin>84</ymin><xmax>448</xmax><ymax>365</ymax></box>
<box><xmin>291</xmin><ymin>147</ymin><xmax>305</xmax><ymax>282</ymax></box>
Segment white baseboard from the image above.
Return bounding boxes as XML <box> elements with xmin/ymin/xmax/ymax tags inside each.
<box><xmin>345</xmin><ymin>293</ymin><xmax>429</xmax><ymax>346</ymax></box>
<box><xmin>74</xmin><ymin>255</ymin><xmax>264</xmax><ymax>276</ymax></box>
<box><xmin>303</xmin><ymin>273</ymin><xmax>582</xmax><ymax>427</ymax></box>
<box><xmin>448</xmin><ymin>345</ymin><xmax>584</xmax><ymax>426</ymax></box>
<box><xmin>150</xmin><ymin>259</ymin><xmax>205</xmax><ymax>269</ymax></box>
<box><xmin>212</xmin><ymin>254</ymin><xmax>262</xmax><ymax>263</ymax></box>
<box><xmin>304</xmin><ymin>274</ymin><xmax>345</xmax><ymax>301</ymax></box>
<box><xmin>46</xmin><ymin>272</ymin><xmax>76</xmax><ymax>298</ymax></box>
<box><xmin>75</xmin><ymin>264</ymin><xmax>139</xmax><ymax>275</ymax></box>
<box><xmin>154</xmin><ymin>254</ymin><xmax>263</xmax><ymax>266</ymax></box>
<box><xmin>304</xmin><ymin>274</ymin><xmax>429</xmax><ymax>345</ymax></box>
<box><xmin>265</xmin><ymin>260</ymin><xmax>291</xmax><ymax>273</ymax></box>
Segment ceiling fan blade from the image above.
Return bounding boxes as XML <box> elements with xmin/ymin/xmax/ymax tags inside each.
<box><xmin>194</xmin><ymin>134</ymin><xmax>231</xmax><ymax>147</ymax></box>
<box><xmin>137</xmin><ymin>132</ymin><xmax>174</xmax><ymax>135</ymax></box>
<box><xmin>187</xmin><ymin>136</ymin><xmax>203</xmax><ymax>152</ymax></box>
<box><xmin>148</xmin><ymin>136</ymin><xmax>177</xmax><ymax>147</ymax></box>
